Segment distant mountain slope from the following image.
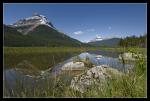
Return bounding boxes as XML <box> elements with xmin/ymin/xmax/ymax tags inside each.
<box><xmin>4</xmin><ymin>24</ymin><xmax>84</xmax><ymax>47</ymax></box>
<box><xmin>88</xmin><ymin>38</ymin><xmax>121</xmax><ymax>47</ymax></box>
<box><xmin>26</xmin><ymin>25</ymin><xmax>84</xmax><ymax>46</ymax></box>
<box><xmin>3</xmin><ymin>14</ymin><xmax>85</xmax><ymax>47</ymax></box>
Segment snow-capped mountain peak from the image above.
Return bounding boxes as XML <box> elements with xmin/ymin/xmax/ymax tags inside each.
<box><xmin>95</xmin><ymin>35</ymin><xmax>103</xmax><ymax>41</ymax></box>
<box><xmin>90</xmin><ymin>35</ymin><xmax>103</xmax><ymax>42</ymax></box>
<box><xmin>13</xmin><ymin>13</ymin><xmax>55</xmax><ymax>29</ymax></box>
<box><xmin>10</xmin><ymin>13</ymin><xmax>57</xmax><ymax>35</ymax></box>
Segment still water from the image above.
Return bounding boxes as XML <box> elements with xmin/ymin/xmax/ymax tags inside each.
<box><xmin>4</xmin><ymin>50</ymin><xmax>134</xmax><ymax>95</ymax></box>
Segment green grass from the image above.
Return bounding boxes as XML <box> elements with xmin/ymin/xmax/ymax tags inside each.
<box><xmin>4</xmin><ymin>47</ymin><xmax>146</xmax><ymax>54</ymax></box>
<box><xmin>3</xmin><ymin>47</ymin><xmax>147</xmax><ymax>98</ymax></box>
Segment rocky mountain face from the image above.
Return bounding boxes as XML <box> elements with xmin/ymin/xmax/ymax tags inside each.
<box><xmin>13</xmin><ymin>14</ymin><xmax>55</xmax><ymax>27</ymax></box>
<box><xmin>10</xmin><ymin>14</ymin><xmax>56</xmax><ymax>35</ymax></box>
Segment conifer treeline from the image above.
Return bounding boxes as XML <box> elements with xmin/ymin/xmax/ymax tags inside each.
<box><xmin>119</xmin><ymin>33</ymin><xmax>147</xmax><ymax>47</ymax></box>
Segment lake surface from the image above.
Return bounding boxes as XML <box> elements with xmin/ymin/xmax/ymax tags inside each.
<box><xmin>4</xmin><ymin>50</ymin><xmax>135</xmax><ymax>96</ymax></box>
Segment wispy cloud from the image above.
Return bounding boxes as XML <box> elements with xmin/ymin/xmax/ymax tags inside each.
<box><xmin>74</xmin><ymin>28</ymin><xmax>95</xmax><ymax>35</ymax></box>
<box><xmin>74</xmin><ymin>31</ymin><xmax>84</xmax><ymax>35</ymax></box>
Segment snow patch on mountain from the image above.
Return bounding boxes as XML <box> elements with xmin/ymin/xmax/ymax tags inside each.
<box><xmin>9</xmin><ymin>13</ymin><xmax>66</xmax><ymax>35</ymax></box>
<box><xmin>13</xmin><ymin>14</ymin><xmax>55</xmax><ymax>29</ymax></box>
<box><xmin>95</xmin><ymin>35</ymin><xmax>103</xmax><ymax>41</ymax></box>
<box><xmin>25</xmin><ymin>16</ymin><xmax>41</xmax><ymax>20</ymax></box>
<box><xmin>90</xmin><ymin>35</ymin><xmax>103</xmax><ymax>42</ymax></box>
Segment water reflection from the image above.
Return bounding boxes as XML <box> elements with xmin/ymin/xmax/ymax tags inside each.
<box><xmin>4</xmin><ymin>50</ymin><xmax>135</xmax><ymax>93</ymax></box>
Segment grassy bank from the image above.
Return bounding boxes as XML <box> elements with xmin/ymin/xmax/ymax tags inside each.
<box><xmin>4</xmin><ymin>47</ymin><xmax>146</xmax><ymax>53</ymax></box>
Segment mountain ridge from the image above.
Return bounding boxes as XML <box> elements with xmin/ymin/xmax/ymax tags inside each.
<box><xmin>4</xmin><ymin>24</ymin><xmax>85</xmax><ymax>47</ymax></box>
<box><xmin>88</xmin><ymin>38</ymin><xmax>121</xmax><ymax>47</ymax></box>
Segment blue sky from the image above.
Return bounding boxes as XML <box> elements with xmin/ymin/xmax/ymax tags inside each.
<box><xmin>3</xmin><ymin>3</ymin><xmax>147</xmax><ymax>42</ymax></box>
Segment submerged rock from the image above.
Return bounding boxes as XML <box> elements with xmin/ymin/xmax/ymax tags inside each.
<box><xmin>15</xmin><ymin>60</ymin><xmax>44</xmax><ymax>79</ymax></box>
<box><xmin>61</xmin><ymin>61</ymin><xmax>86</xmax><ymax>70</ymax></box>
<box><xmin>70</xmin><ymin>65</ymin><xmax>122</xmax><ymax>93</ymax></box>
<box><xmin>15</xmin><ymin>60</ymin><xmax>40</xmax><ymax>74</ymax></box>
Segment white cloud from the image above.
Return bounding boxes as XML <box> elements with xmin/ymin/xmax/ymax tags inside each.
<box><xmin>73</xmin><ymin>28</ymin><xmax>95</xmax><ymax>35</ymax></box>
<box><xmin>108</xmin><ymin>26</ymin><xmax>112</xmax><ymax>30</ymax></box>
<box><xmin>74</xmin><ymin>31</ymin><xmax>83</xmax><ymax>35</ymax></box>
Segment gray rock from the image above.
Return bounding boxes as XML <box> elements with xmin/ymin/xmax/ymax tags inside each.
<box><xmin>70</xmin><ymin>65</ymin><xmax>122</xmax><ymax>93</ymax></box>
<box><xmin>119</xmin><ymin>52</ymin><xmax>144</xmax><ymax>61</ymax></box>
<box><xmin>61</xmin><ymin>61</ymin><xmax>86</xmax><ymax>70</ymax></box>
<box><xmin>119</xmin><ymin>52</ymin><xmax>135</xmax><ymax>61</ymax></box>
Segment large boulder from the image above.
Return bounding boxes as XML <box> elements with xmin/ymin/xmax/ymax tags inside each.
<box><xmin>61</xmin><ymin>61</ymin><xmax>86</xmax><ymax>70</ymax></box>
<box><xmin>119</xmin><ymin>52</ymin><xmax>135</xmax><ymax>61</ymax></box>
<box><xmin>119</xmin><ymin>52</ymin><xmax>143</xmax><ymax>61</ymax></box>
<box><xmin>70</xmin><ymin>65</ymin><xmax>122</xmax><ymax>93</ymax></box>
